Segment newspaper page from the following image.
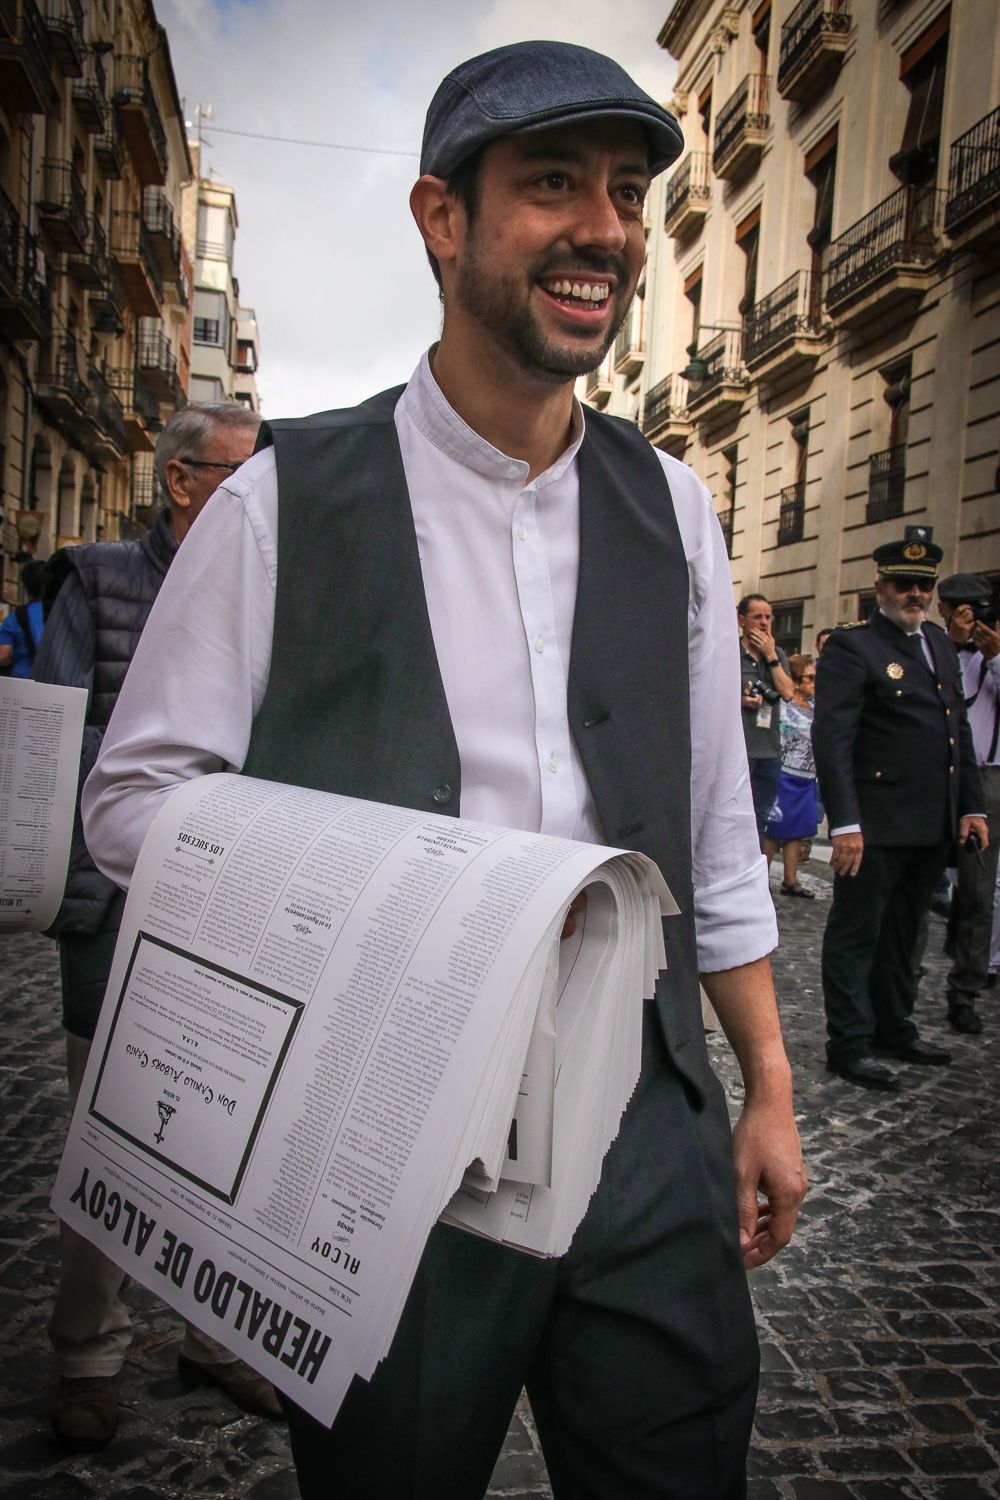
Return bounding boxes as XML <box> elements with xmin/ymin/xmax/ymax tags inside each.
<box><xmin>53</xmin><ymin>772</ymin><xmax>671</xmax><ymax>1425</ymax></box>
<box><xmin>0</xmin><ymin>676</ymin><xmax>87</xmax><ymax>931</ymax></box>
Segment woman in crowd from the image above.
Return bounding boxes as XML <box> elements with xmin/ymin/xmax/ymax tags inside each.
<box><xmin>764</xmin><ymin>654</ymin><xmax>818</xmax><ymax>899</ymax></box>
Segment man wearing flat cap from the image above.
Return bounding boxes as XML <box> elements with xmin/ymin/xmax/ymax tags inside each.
<box><xmin>814</xmin><ymin>535</ymin><xmax>987</xmax><ymax>1091</ymax></box>
<box><xmin>83</xmin><ymin>41</ymin><xmax>805</xmax><ymax>1497</ymax></box>
<box><xmin>937</xmin><ymin>572</ymin><xmax>1000</xmax><ymax>1034</ymax></box>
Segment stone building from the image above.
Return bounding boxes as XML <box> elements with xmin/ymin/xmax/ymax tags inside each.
<box><xmin>0</xmin><ymin>0</ymin><xmax>195</xmax><ymax>600</ymax></box>
<box><xmin>182</xmin><ymin>143</ymin><xmax>261</xmax><ymax>413</ymax></box>
<box><xmin>589</xmin><ymin>0</ymin><xmax>1000</xmax><ymax>650</ymax></box>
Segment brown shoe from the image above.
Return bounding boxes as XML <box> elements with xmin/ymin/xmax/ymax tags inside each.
<box><xmin>177</xmin><ymin>1353</ymin><xmax>284</xmax><ymax>1418</ymax></box>
<box><xmin>50</xmin><ymin>1375</ymin><xmax>118</xmax><ymax>1449</ymax></box>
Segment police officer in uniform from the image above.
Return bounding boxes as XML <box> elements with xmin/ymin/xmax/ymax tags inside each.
<box><xmin>814</xmin><ymin>534</ymin><xmax>988</xmax><ymax>1089</ymax></box>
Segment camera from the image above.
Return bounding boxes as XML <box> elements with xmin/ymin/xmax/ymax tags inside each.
<box><xmin>971</xmin><ymin>602</ymin><xmax>999</xmax><ymax>628</ymax></box>
<box><xmin>747</xmin><ymin>677</ymin><xmax>780</xmax><ymax>704</ymax></box>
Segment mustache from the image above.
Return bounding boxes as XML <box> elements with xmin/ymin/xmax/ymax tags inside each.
<box><xmin>532</xmin><ymin>249</ymin><xmax>631</xmax><ymax>284</ymax></box>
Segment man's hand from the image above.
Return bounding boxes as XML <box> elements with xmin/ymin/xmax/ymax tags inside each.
<box><xmin>741</xmin><ymin>685</ymin><xmax>763</xmax><ymax>712</ymax></box>
<box><xmin>959</xmin><ymin>815</ymin><xmax>990</xmax><ymax>852</ymax></box>
<box><xmin>730</xmin><ymin>1098</ymin><xmax>808</xmax><ymax>1270</ymax></box>
<box><xmin>947</xmin><ymin>603</ymin><xmax>976</xmax><ymax>646</ymax></box>
<box><xmin>831</xmin><ymin>831</ymin><xmax>864</xmax><ymax>877</ymax></box>
<box><xmin>561</xmin><ymin>891</ymin><xmax>587</xmax><ymax>939</ymax></box>
<box><xmin>973</xmin><ymin>619</ymin><xmax>1000</xmax><ymax>661</ymax></box>
<box><xmin>747</xmin><ymin>624</ymin><xmax>776</xmax><ymax>658</ymax></box>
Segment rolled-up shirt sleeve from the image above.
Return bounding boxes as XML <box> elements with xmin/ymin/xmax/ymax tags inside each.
<box><xmin>655</xmin><ymin>453</ymin><xmax>777</xmax><ymax>973</ymax></box>
<box><xmin>81</xmin><ymin>449</ymin><xmax>278</xmax><ymax>889</ymax></box>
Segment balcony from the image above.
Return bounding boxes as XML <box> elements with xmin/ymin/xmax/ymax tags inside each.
<box><xmin>66</xmin><ymin>214</ymin><xmax>107</xmax><ymax>289</ymax></box>
<box><xmin>106</xmin><ymin>365</ymin><xmax>159</xmax><ymax>451</ymax></box>
<box><xmin>743</xmin><ymin>270</ymin><xmax>825</xmax><ymax>380</ymax></box>
<box><xmin>945</xmin><ymin>105</ymin><xmax>1000</xmax><ymax>251</ymax></box>
<box><xmin>777</xmin><ymin>0</ymin><xmax>851</xmax><ymax>105</ymax></box>
<box><xmin>777</xmin><ymin>482</ymin><xmax>806</xmax><ymax>545</ymax></box>
<box><xmin>686</xmin><ymin>328</ymin><xmax>748</xmax><ymax>423</ymax></box>
<box><xmin>89</xmin><ymin>250</ymin><xmax>125</xmax><ymax>334</ymax></box>
<box><xmin>713</xmin><ymin>75</ymin><xmax>770</xmax><ymax>182</ymax></box>
<box><xmin>83</xmin><ymin>365</ymin><xmax>126</xmax><ymax>463</ymax></box>
<box><xmin>36</xmin><ymin>340</ymin><xmax>90</xmax><ymax>438</ymax></box>
<box><xmin>37</xmin><ymin>159</ymin><xmax>88</xmax><ymax>254</ymax></box>
<box><xmin>94</xmin><ymin>119</ymin><xmax>125</xmax><ymax>179</ymax></box>
<box><xmin>112</xmin><ymin>53</ymin><xmax>168</xmax><ymax>185</ymax></box>
<box><xmin>584</xmin><ymin>362</ymin><xmax>612</xmax><ymax>409</ymax></box>
<box><xmin>131</xmin><ymin>451</ymin><xmax>157</xmax><ymax>512</ymax></box>
<box><xmin>72</xmin><ymin>49</ymin><xmax>106</xmax><ymax>132</ymax></box>
<box><xmin>43</xmin><ymin>0</ymin><xmax>83</xmax><ymax>77</ymax></box>
<box><xmin>641</xmin><ymin>373</ymin><xmax>691</xmax><ymax>456</ymax></box>
<box><xmin>0</xmin><ymin>190</ymin><xmax>49</xmax><ymax>340</ymax></box>
<box><xmin>826</xmin><ymin>185</ymin><xmax>942</xmax><ymax>330</ymax></box>
<box><xmin>0</xmin><ymin>0</ymin><xmax>55</xmax><ymax>112</ymax></box>
<box><xmin>663</xmin><ymin>152</ymin><xmax>711</xmax><ymax>239</ymax></box>
<box><xmin>136</xmin><ymin>318</ymin><xmax>182</xmax><ymax>403</ymax></box>
<box><xmin>111</xmin><ymin>209</ymin><xmax>162</xmax><ymax>316</ymax></box>
<box><xmin>613</xmin><ymin>320</ymin><xmax>644</xmax><ymax>380</ymax></box>
<box><xmin>142</xmin><ymin>187</ymin><xmax>184</xmax><ymax>286</ymax></box>
<box><xmin>866</xmin><ymin>444</ymin><xmax>906</xmax><ymax>524</ymax></box>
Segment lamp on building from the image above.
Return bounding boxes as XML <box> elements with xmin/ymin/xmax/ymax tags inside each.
<box><xmin>93</xmin><ymin>308</ymin><xmax>123</xmax><ymax>334</ymax></box>
<box><xmin>680</xmin><ymin>325</ymin><xmax>739</xmax><ymax>389</ymax></box>
<box><xmin>15</xmin><ymin>511</ymin><xmax>44</xmax><ymax>547</ymax></box>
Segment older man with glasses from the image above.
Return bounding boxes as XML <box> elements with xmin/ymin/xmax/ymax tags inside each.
<box><xmin>813</xmin><ymin>534</ymin><xmax>987</xmax><ymax>1090</ymax></box>
<box><xmin>34</xmin><ymin>402</ymin><xmax>269</xmax><ymax>1449</ymax></box>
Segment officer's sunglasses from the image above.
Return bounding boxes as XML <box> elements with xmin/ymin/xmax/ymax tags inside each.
<box><xmin>885</xmin><ymin>575</ymin><xmax>935</xmax><ymax>594</ymax></box>
<box><xmin>178</xmin><ymin>457</ymin><xmax>244</xmax><ymax>474</ymax></box>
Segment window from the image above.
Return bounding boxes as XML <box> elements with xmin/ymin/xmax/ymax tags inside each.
<box><xmin>883</xmin><ymin>358</ymin><xmax>911</xmax><ymax>450</ymax></box>
<box><xmin>772</xmin><ymin>602</ymin><xmax>803</xmax><ymax>654</ymax></box>
<box><xmin>719</xmin><ymin>444</ymin><xmax>737</xmax><ymax>557</ymax></box>
<box><xmin>752</xmin><ymin>0</ymin><xmax>771</xmax><ymax>69</ymax></box>
<box><xmin>778</xmin><ymin>411</ymin><xmax>808</xmax><ymax>546</ymax></box>
<box><xmin>890</xmin><ymin>19</ymin><xmax>949</xmax><ymax>191</ymax></box>
<box><xmin>806</xmin><ymin>131</ymin><xmax>838</xmax><ymax>310</ymax></box>
<box><xmin>193</xmin><ymin>289</ymin><xmax>227</xmax><ymax>347</ymax></box>
<box><xmin>736</xmin><ymin>209</ymin><xmax>760</xmax><ymax>318</ymax></box>
<box><xmin>196</xmin><ymin>202</ymin><xmax>233</xmax><ymax>261</ymax></box>
<box><xmin>697</xmin><ymin>82</ymin><xmax>712</xmax><ymax>142</ymax></box>
<box><xmin>857</xmin><ymin>590</ymin><xmax>876</xmax><ymax>622</ymax></box>
<box><xmin>189</xmin><ymin>375</ymin><xmax>225</xmax><ymax>404</ymax></box>
<box><xmin>684</xmin><ymin>266</ymin><xmax>703</xmax><ymax>352</ymax></box>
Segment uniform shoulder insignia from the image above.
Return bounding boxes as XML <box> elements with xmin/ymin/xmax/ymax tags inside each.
<box><xmin>836</xmin><ymin>621</ymin><xmax>865</xmax><ymax>630</ymax></box>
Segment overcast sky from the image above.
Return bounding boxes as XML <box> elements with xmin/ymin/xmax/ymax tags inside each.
<box><xmin>157</xmin><ymin>0</ymin><xmax>679</xmax><ymax>416</ymax></box>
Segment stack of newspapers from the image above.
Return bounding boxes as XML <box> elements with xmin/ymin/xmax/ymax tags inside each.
<box><xmin>54</xmin><ymin>773</ymin><xmax>675</xmax><ymax>1425</ymax></box>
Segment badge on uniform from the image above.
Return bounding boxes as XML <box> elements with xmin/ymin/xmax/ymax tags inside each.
<box><xmin>887</xmin><ymin>662</ymin><xmax>904</xmax><ymax>680</ymax></box>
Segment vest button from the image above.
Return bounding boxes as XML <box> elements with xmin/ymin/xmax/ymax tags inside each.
<box><xmin>432</xmin><ymin>783</ymin><xmax>453</xmax><ymax>805</ymax></box>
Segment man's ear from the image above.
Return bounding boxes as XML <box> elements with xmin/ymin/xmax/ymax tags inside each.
<box><xmin>163</xmin><ymin>458</ymin><xmax>191</xmax><ymax>510</ymax></box>
<box><xmin>410</xmin><ymin>175</ymin><xmax>462</xmax><ymax>272</ymax></box>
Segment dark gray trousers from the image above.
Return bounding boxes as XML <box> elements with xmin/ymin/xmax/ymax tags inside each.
<box><xmin>284</xmin><ymin>1006</ymin><xmax>759</xmax><ymax>1499</ymax></box>
<box><xmin>948</xmin><ymin>765</ymin><xmax>1000</xmax><ymax>1002</ymax></box>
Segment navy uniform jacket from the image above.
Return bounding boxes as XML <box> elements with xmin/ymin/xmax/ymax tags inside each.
<box><xmin>814</xmin><ymin>610</ymin><xmax>983</xmax><ymax>847</ymax></box>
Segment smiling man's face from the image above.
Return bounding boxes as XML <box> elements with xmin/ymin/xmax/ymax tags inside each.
<box><xmin>449</xmin><ymin>119</ymin><xmax>650</xmax><ymax>385</ymax></box>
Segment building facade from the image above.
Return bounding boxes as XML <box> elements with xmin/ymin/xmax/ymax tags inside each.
<box><xmin>589</xmin><ymin>0</ymin><xmax>1000</xmax><ymax>651</ymax></box>
<box><xmin>0</xmin><ymin>0</ymin><xmax>195</xmax><ymax>600</ymax></box>
<box><xmin>182</xmin><ymin>143</ymin><xmax>261</xmax><ymax>413</ymax></box>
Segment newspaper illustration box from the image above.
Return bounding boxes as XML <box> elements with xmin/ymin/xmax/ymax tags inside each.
<box><xmin>89</xmin><ymin>933</ymin><xmax>303</xmax><ymax>1203</ymax></box>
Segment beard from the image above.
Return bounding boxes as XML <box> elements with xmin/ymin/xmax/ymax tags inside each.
<box><xmin>878</xmin><ymin>593</ymin><xmax>929</xmax><ymax>632</ymax></box>
<box><xmin>455</xmin><ymin>242</ymin><xmax>635</xmax><ymax>384</ymax></box>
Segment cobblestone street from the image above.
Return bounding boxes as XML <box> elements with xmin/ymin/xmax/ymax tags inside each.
<box><xmin>1</xmin><ymin>857</ymin><xmax>998</xmax><ymax>1498</ymax></box>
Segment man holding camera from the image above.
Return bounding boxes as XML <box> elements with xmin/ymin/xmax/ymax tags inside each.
<box><xmin>813</xmin><ymin>536</ymin><xmax>987</xmax><ymax>1090</ymax></box>
<box><xmin>738</xmin><ymin>595</ymin><xmax>794</xmax><ymax>845</ymax></box>
<box><xmin>938</xmin><ymin>572</ymin><xmax>1000</xmax><ymax>1034</ymax></box>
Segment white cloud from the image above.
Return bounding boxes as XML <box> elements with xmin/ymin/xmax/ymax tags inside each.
<box><xmin>157</xmin><ymin>0</ymin><xmax>677</xmax><ymax>415</ymax></box>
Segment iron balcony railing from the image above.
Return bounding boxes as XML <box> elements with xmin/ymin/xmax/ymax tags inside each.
<box><xmin>945</xmin><ymin>104</ymin><xmax>1000</xmax><ymax>233</ymax></box>
<box><xmin>777</xmin><ymin>482</ymin><xmax>806</xmax><ymax>545</ymax></box>
<box><xmin>43</xmin><ymin>0</ymin><xmax>84</xmax><ymax>75</ymax></box>
<box><xmin>88</xmin><ymin>364</ymin><xmax>125</xmax><ymax>453</ymax></box>
<box><xmin>142</xmin><ymin>186</ymin><xmax>178</xmax><ymax>246</ymax></box>
<box><xmin>713</xmin><ymin>74</ymin><xmax>770</xmax><ymax>175</ymax></box>
<box><xmin>106</xmin><ymin>364</ymin><xmax>161</xmax><ymax>429</ymax></box>
<box><xmin>613</xmin><ymin>320</ymin><xmax>641</xmax><ymax>369</ymax></box>
<box><xmin>0</xmin><ymin>182</ymin><xmax>17</xmax><ymax>285</ymax></box>
<box><xmin>20</xmin><ymin>228</ymin><xmax>49</xmax><ymax>322</ymax></box>
<box><xmin>131</xmin><ymin>452</ymin><xmax>157</xmax><ymax>509</ymax></box>
<box><xmin>38</xmin><ymin>158</ymin><xmax>87</xmax><ymax>247</ymax></box>
<box><xmin>72</xmin><ymin>48</ymin><xmax>106</xmax><ymax>129</ymax></box>
<box><xmin>110</xmin><ymin>208</ymin><xmax>163</xmax><ymax>301</ymax></box>
<box><xmin>112</xmin><ymin>52</ymin><xmax>168</xmax><ymax>177</ymax></box>
<box><xmin>866</xmin><ymin>444</ymin><xmax>906</xmax><ymax>524</ymax></box>
<box><xmin>663</xmin><ymin>152</ymin><xmax>711</xmax><ymax>228</ymax></box>
<box><xmin>94</xmin><ymin>119</ymin><xmax>125</xmax><ymax>178</ymax></box>
<box><xmin>743</xmin><ymin>270</ymin><xmax>820</xmax><ymax>363</ymax></box>
<box><xmin>39</xmin><ymin>339</ymin><xmax>89</xmax><ymax>409</ymax></box>
<box><xmin>778</xmin><ymin>0</ymin><xmax>851</xmax><ymax>95</ymax></box>
<box><xmin>136</xmin><ymin>319</ymin><xmax>176</xmax><ymax>376</ymax></box>
<box><xmin>827</xmin><ymin>185</ymin><xmax>941</xmax><ymax>308</ymax></box>
<box><xmin>641</xmin><ymin>374</ymin><xmax>687</xmax><ymax>435</ymax></box>
<box><xmin>3</xmin><ymin>0</ymin><xmax>53</xmax><ymax>103</ymax></box>
<box><xmin>689</xmin><ymin>327</ymin><xmax>747</xmax><ymax>404</ymax></box>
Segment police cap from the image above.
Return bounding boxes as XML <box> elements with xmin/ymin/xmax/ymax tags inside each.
<box><xmin>873</xmin><ymin>535</ymin><xmax>943</xmax><ymax>581</ymax></box>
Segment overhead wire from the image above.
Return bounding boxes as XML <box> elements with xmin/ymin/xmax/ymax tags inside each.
<box><xmin>203</xmin><ymin>124</ymin><xmax>418</xmax><ymax>157</ymax></box>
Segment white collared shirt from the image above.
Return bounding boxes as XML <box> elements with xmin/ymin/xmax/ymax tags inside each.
<box><xmin>83</xmin><ymin>354</ymin><xmax>775</xmax><ymax>973</ymax></box>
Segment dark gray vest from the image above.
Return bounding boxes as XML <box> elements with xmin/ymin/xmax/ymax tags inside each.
<box><xmin>243</xmin><ymin>388</ymin><xmax>713</xmax><ymax>1098</ymax></box>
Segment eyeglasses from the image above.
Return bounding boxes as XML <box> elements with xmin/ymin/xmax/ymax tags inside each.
<box><xmin>801</xmin><ymin>673</ymin><xmax>816</xmax><ymax>681</ymax></box>
<box><xmin>178</xmin><ymin>457</ymin><xmax>244</xmax><ymax>474</ymax></box>
<box><xmin>884</xmin><ymin>575</ymin><xmax>935</xmax><ymax>593</ymax></box>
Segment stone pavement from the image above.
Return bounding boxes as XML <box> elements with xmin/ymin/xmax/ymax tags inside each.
<box><xmin>1</xmin><ymin>858</ymin><xmax>998</xmax><ymax>1499</ymax></box>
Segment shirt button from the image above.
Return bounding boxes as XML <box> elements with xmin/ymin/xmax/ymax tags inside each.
<box><xmin>534</xmin><ymin>637</ymin><xmax>544</xmax><ymax>653</ymax></box>
<box><xmin>506</xmin><ymin>464</ymin><xmax>520</xmax><ymax>480</ymax></box>
<box><xmin>946</xmin><ymin>708</ymin><xmax>952</xmax><ymax>717</ymax></box>
<box><xmin>517</xmin><ymin>525</ymin><xmax>526</xmax><ymax>541</ymax></box>
<box><xmin>548</xmin><ymin>756</ymin><xmax>558</xmax><ymax>773</ymax></box>
<box><xmin>950</xmin><ymin>737</ymin><xmax>956</xmax><ymax>746</ymax></box>
<box><xmin>432</xmin><ymin>783</ymin><xmax>452</xmax><ymax>805</ymax></box>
